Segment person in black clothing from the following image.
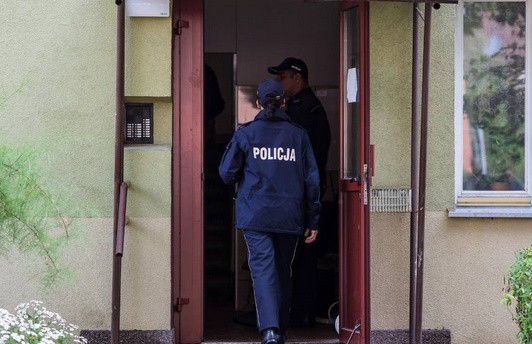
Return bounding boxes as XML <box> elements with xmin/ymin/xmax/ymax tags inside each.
<box><xmin>268</xmin><ymin>57</ymin><xmax>331</xmax><ymax>327</ymax></box>
<box><xmin>204</xmin><ymin>63</ymin><xmax>225</xmax><ymax>142</ymax></box>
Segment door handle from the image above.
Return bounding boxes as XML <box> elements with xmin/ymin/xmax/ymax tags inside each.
<box><xmin>370</xmin><ymin>144</ymin><xmax>375</xmax><ymax>177</ymax></box>
<box><xmin>340</xmin><ymin>178</ymin><xmax>362</xmax><ymax>192</ymax></box>
<box><xmin>363</xmin><ymin>164</ymin><xmax>369</xmax><ymax>205</ymax></box>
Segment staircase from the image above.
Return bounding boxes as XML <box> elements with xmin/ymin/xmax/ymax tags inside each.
<box><xmin>204</xmin><ymin>140</ymin><xmax>234</xmax><ymax>301</ymax></box>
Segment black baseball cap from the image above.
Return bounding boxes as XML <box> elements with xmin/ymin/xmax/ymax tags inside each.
<box><xmin>268</xmin><ymin>57</ymin><xmax>308</xmax><ymax>80</ymax></box>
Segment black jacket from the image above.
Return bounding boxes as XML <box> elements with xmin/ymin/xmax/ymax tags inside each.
<box><xmin>285</xmin><ymin>87</ymin><xmax>331</xmax><ymax>191</ymax></box>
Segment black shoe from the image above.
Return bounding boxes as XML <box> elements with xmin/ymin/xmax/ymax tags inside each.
<box><xmin>262</xmin><ymin>329</ymin><xmax>281</xmax><ymax>344</ymax></box>
<box><xmin>289</xmin><ymin>312</ymin><xmax>315</xmax><ymax>328</ymax></box>
<box><xmin>278</xmin><ymin>332</ymin><xmax>287</xmax><ymax>344</ymax></box>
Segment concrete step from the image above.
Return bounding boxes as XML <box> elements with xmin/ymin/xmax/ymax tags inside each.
<box><xmin>80</xmin><ymin>329</ymin><xmax>451</xmax><ymax>344</ymax></box>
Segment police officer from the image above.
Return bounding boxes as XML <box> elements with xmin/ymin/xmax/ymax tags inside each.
<box><xmin>268</xmin><ymin>57</ymin><xmax>331</xmax><ymax>327</ymax></box>
<box><xmin>219</xmin><ymin>78</ymin><xmax>321</xmax><ymax>344</ymax></box>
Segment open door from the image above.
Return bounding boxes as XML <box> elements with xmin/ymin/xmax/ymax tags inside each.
<box><xmin>338</xmin><ymin>2</ymin><xmax>371</xmax><ymax>344</ymax></box>
<box><xmin>171</xmin><ymin>0</ymin><xmax>204</xmax><ymax>343</ymax></box>
<box><xmin>171</xmin><ymin>0</ymin><xmax>370</xmax><ymax>342</ymax></box>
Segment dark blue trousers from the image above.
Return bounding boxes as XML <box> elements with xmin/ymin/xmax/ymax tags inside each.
<box><xmin>243</xmin><ymin>230</ymin><xmax>299</xmax><ymax>333</ymax></box>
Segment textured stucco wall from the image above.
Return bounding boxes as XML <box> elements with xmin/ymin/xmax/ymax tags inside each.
<box><xmin>370</xmin><ymin>3</ymin><xmax>412</xmax><ymax>190</ymax></box>
<box><xmin>0</xmin><ymin>1</ymin><xmax>173</xmax><ymax>217</ymax></box>
<box><xmin>370</xmin><ymin>2</ymin><xmax>454</xmax><ymax>210</ymax></box>
<box><xmin>0</xmin><ymin>218</ymin><xmax>171</xmax><ymax>330</ymax></box>
<box><xmin>125</xmin><ymin>16</ymin><xmax>172</xmax><ymax>97</ymax></box>
<box><xmin>0</xmin><ymin>1</ymin><xmax>116</xmax><ymax>216</ymax></box>
<box><xmin>124</xmin><ymin>149</ymin><xmax>172</xmax><ymax>217</ymax></box>
<box><xmin>371</xmin><ymin>212</ymin><xmax>529</xmax><ymax>344</ymax></box>
<box><xmin>370</xmin><ymin>3</ymin><xmax>527</xmax><ymax>343</ymax></box>
<box><xmin>0</xmin><ymin>1</ymin><xmax>172</xmax><ymax>330</ymax></box>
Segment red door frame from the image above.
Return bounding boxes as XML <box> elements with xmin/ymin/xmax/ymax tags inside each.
<box><xmin>171</xmin><ymin>1</ymin><xmax>371</xmax><ymax>343</ymax></box>
<box><xmin>171</xmin><ymin>0</ymin><xmax>204</xmax><ymax>343</ymax></box>
<box><xmin>338</xmin><ymin>2</ymin><xmax>371</xmax><ymax>344</ymax></box>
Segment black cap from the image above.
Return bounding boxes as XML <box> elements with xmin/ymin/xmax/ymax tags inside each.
<box><xmin>268</xmin><ymin>57</ymin><xmax>308</xmax><ymax>80</ymax></box>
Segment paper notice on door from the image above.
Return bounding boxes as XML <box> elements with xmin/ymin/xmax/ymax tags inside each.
<box><xmin>347</xmin><ymin>68</ymin><xmax>358</xmax><ymax>103</ymax></box>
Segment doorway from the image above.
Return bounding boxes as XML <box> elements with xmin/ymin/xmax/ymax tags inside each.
<box><xmin>202</xmin><ymin>1</ymin><xmax>341</xmax><ymax>342</ymax></box>
<box><xmin>172</xmin><ymin>1</ymin><xmax>371</xmax><ymax>343</ymax></box>
<box><xmin>202</xmin><ymin>70</ymin><xmax>340</xmax><ymax>344</ymax></box>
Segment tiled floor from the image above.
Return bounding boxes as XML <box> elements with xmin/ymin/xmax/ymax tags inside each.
<box><xmin>204</xmin><ymin>298</ymin><xmax>338</xmax><ymax>343</ymax></box>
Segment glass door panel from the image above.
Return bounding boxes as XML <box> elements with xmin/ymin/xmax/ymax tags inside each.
<box><xmin>343</xmin><ymin>7</ymin><xmax>360</xmax><ymax>180</ymax></box>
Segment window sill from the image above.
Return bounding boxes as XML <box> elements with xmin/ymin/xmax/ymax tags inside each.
<box><xmin>448</xmin><ymin>206</ymin><xmax>532</xmax><ymax>218</ymax></box>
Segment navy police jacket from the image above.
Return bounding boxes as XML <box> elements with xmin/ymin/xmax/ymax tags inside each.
<box><xmin>219</xmin><ymin>108</ymin><xmax>321</xmax><ymax>235</ymax></box>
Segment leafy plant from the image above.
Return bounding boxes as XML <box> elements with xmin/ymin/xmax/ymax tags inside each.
<box><xmin>0</xmin><ymin>146</ymin><xmax>72</xmax><ymax>287</ymax></box>
<box><xmin>0</xmin><ymin>82</ymin><xmax>79</xmax><ymax>288</ymax></box>
<box><xmin>0</xmin><ymin>300</ymin><xmax>87</xmax><ymax>344</ymax></box>
<box><xmin>502</xmin><ymin>246</ymin><xmax>532</xmax><ymax>344</ymax></box>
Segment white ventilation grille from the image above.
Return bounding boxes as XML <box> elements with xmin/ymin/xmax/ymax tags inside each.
<box><xmin>371</xmin><ymin>188</ymin><xmax>412</xmax><ymax>213</ymax></box>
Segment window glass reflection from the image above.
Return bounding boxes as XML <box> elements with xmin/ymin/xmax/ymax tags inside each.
<box><xmin>462</xmin><ymin>2</ymin><xmax>526</xmax><ymax>191</ymax></box>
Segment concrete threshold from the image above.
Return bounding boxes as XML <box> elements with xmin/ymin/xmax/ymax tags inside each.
<box><xmin>203</xmin><ymin>341</ymin><xmax>338</xmax><ymax>344</ymax></box>
<box><xmin>81</xmin><ymin>329</ymin><xmax>450</xmax><ymax>344</ymax></box>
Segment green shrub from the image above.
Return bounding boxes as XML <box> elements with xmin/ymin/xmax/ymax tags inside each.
<box><xmin>0</xmin><ymin>147</ymin><xmax>72</xmax><ymax>287</ymax></box>
<box><xmin>0</xmin><ymin>83</ymin><xmax>75</xmax><ymax>288</ymax></box>
<box><xmin>502</xmin><ymin>246</ymin><xmax>532</xmax><ymax>344</ymax></box>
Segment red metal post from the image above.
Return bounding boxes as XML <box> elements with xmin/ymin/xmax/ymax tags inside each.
<box><xmin>115</xmin><ymin>182</ymin><xmax>129</xmax><ymax>256</ymax></box>
<box><xmin>111</xmin><ymin>1</ymin><xmax>125</xmax><ymax>343</ymax></box>
<box><xmin>409</xmin><ymin>3</ymin><xmax>421</xmax><ymax>344</ymax></box>
<box><xmin>413</xmin><ymin>3</ymin><xmax>433</xmax><ymax>343</ymax></box>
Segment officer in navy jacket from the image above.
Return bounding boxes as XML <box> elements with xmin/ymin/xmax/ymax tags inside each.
<box><xmin>219</xmin><ymin>78</ymin><xmax>321</xmax><ymax>344</ymax></box>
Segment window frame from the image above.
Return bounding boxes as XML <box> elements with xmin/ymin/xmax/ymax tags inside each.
<box><xmin>454</xmin><ymin>0</ymin><xmax>532</xmax><ymax>209</ymax></box>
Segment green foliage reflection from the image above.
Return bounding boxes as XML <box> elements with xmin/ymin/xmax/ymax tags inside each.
<box><xmin>463</xmin><ymin>2</ymin><xmax>526</xmax><ymax>191</ymax></box>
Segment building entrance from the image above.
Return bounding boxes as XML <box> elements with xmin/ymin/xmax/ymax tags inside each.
<box><xmin>202</xmin><ymin>1</ymin><xmax>341</xmax><ymax>342</ymax></box>
<box><xmin>172</xmin><ymin>1</ymin><xmax>371</xmax><ymax>343</ymax></box>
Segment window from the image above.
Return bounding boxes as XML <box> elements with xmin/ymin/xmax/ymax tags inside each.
<box><xmin>455</xmin><ymin>0</ymin><xmax>532</xmax><ymax>209</ymax></box>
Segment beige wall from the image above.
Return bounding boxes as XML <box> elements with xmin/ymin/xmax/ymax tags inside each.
<box><xmin>0</xmin><ymin>218</ymin><xmax>171</xmax><ymax>330</ymax></box>
<box><xmin>369</xmin><ymin>3</ymin><xmax>527</xmax><ymax>343</ymax></box>
<box><xmin>0</xmin><ymin>1</ymin><xmax>172</xmax><ymax>330</ymax></box>
<box><xmin>125</xmin><ymin>16</ymin><xmax>172</xmax><ymax>97</ymax></box>
<box><xmin>371</xmin><ymin>212</ymin><xmax>530</xmax><ymax>344</ymax></box>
